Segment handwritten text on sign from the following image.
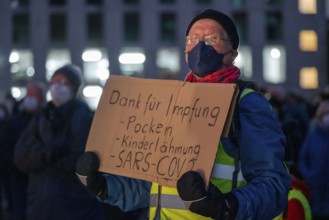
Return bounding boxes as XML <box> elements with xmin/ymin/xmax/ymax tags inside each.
<box><xmin>85</xmin><ymin>76</ymin><xmax>237</xmax><ymax>187</ymax></box>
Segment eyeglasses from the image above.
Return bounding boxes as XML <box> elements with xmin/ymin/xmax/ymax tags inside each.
<box><xmin>185</xmin><ymin>35</ymin><xmax>230</xmax><ymax>47</ymax></box>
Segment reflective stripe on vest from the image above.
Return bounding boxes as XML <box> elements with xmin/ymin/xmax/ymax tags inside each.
<box><xmin>211</xmin><ymin>163</ymin><xmax>245</xmax><ymax>182</ymax></box>
<box><xmin>150</xmin><ymin>190</ymin><xmax>186</xmax><ymax>210</ymax></box>
<box><xmin>288</xmin><ymin>189</ymin><xmax>312</xmax><ymax>220</ymax></box>
<box><xmin>149</xmin><ymin>183</ymin><xmax>211</xmax><ymax>219</ymax></box>
<box><xmin>239</xmin><ymin>88</ymin><xmax>254</xmax><ymax>101</ymax></box>
<box><xmin>210</xmin><ymin>141</ymin><xmax>246</xmax><ymax>194</ymax></box>
<box><xmin>149</xmin><ymin>141</ymin><xmax>246</xmax><ymax>219</ymax></box>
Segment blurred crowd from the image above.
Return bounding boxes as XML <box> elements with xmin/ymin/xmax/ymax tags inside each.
<box><xmin>0</xmin><ymin>65</ymin><xmax>329</xmax><ymax>220</ymax></box>
<box><xmin>0</xmin><ymin>64</ymin><xmax>142</xmax><ymax>220</ymax></box>
<box><xmin>263</xmin><ymin>84</ymin><xmax>329</xmax><ymax>220</ymax></box>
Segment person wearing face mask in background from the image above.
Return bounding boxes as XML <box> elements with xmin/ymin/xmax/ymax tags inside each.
<box><xmin>1</xmin><ymin>81</ymin><xmax>46</xmax><ymax>220</ymax></box>
<box><xmin>298</xmin><ymin>99</ymin><xmax>329</xmax><ymax>220</ymax></box>
<box><xmin>13</xmin><ymin>64</ymin><xmax>105</xmax><ymax>220</ymax></box>
<box><xmin>75</xmin><ymin>9</ymin><xmax>290</xmax><ymax>220</ymax></box>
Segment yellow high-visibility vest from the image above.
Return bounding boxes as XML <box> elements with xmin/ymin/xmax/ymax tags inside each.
<box><xmin>148</xmin><ymin>89</ymin><xmax>254</xmax><ymax>220</ymax></box>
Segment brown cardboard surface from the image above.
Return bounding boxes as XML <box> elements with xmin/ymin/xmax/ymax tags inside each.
<box><xmin>86</xmin><ymin>75</ymin><xmax>238</xmax><ymax>187</ymax></box>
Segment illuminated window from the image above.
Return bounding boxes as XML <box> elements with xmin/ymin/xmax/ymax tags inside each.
<box><xmin>119</xmin><ymin>48</ymin><xmax>145</xmax><ymax>77</ymax></box>
<box><xmin>156</xmin><ymin>48</ymin><xmax>180</xmax><ymax>78</ymax></box>
<box><xmin>300</xmin><ymin>67</ymin><xmax>318</xmax><ymax>89</ymax></box>
<box><xmin>82</xmin><ymin>48</ymin><xmax>109</xmax><ymax>84</ymax></box>
<box><xmin>298</xmin><ymin>0</ymin><xmax>317</xmax><ymax>14</ymax></box>
<box><xmin>82</xmin><ymin>85</ymin><xmax>103</xmax><ymax>110</ymax></box>
<box><xmin>299</xmin><ymin>30</ymin><xmax>318</xmax><ymax>51</ymax></box>
<box><xmin>11</xmin><ymin>86</ymin><xmax>25</xmax><ymax>100</ymax></box>
<box><xmin>81</xmin><ymin>48</ymin><xmax>108</xmax><ymax>110</ymax></box>
<box><xmin>9</xmin><ymin>49</ymin><xmax>34</xmax><ymax>85</ymax></box>
<box><xmin>263</xmin><ymin>46</ymin><xmax>286</xmax><ymax>83</ymax></box>
<box><xmin>235</xmin><ymin>46</ymin><xmax>252</xmax><ymax>79</ymax></box>
<box><xmin>46</xmin><ymin>49</ymin><xmax>71</xmax><ymax>80</ymax></box>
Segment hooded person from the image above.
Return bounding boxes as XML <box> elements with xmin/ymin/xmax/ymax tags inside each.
<box><xmin>14</xmin><ymin>64</ymin><xmax>105</xmax><ymax>220</ymax></box>
<box><xmin>75</xmin><ymin>9</ymin><xmax>290</xmax><ymax>220</ymax></box>
<box><xmin>49</xmin><ymin>64</ymin><xmax>83</xmax><ymax>107</ymax></box>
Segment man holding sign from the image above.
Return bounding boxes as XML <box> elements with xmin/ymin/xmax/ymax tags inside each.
<box><xmin>76</xmin><ymin>9</ymin><xmax>290</xmax><ymax>220</ymax></box>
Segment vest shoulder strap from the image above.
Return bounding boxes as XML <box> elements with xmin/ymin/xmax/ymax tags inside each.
<box><xmin>230</xmin><ymin>79</ymin><xmax>258</xmax><ymax>189</ymax></box>
<box><xmin>230</xmin><ymin>79</ymin><xmax>258</xmax><ymax>143</ymax></box>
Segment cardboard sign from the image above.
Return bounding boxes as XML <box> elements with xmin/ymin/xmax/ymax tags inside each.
<box><xmin>86</xmin><ymin>75</ymin><xmax>238</xmax><ymax>187</ymax></box>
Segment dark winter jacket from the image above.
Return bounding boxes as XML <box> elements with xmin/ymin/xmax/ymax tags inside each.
<box><xmin>14</xmin><ymin>98</ymin><xmax>104</xmax><ymax>220</ymax></box>
<box><xmin>2</xmin><ymin>110</ymin><xmax>35</xmax><ymax>173</ymax></box>
<box><xmin>298</xmin><ymin>124</ymin><xmax>329</xmax><ymax>217</ymax></box>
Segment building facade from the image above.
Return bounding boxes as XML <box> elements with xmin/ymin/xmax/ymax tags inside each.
<box><xmin>0</xmin><ymin>0</ymin><xmax>327</xmax><ymax>109</ymax></box>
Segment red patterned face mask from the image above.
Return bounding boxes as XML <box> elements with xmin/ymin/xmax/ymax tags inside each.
<box><xmin>185</xmin><ymin>65</ymin><xmax>241</xmax><ymax>83</ymax></box>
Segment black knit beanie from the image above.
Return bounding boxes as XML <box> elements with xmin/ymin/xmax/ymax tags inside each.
<box><xmin>185</xmin><ymin>9</ymin><xmax>239</xmax><ymax>50</ymax></box>
<box><xmin>52</xmin><ymin>64</ymin><xmax>83</xmax><ymax>96</ymax></box>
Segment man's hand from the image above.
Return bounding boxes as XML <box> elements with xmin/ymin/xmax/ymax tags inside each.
<box><xmin>76</xmin><ymin>151</ymin><xmax>107</xmax><ymax>199</ymax></box>
<box><xmin>176</xmin><ymin>170</ymin><xmax>207</xmax><ymax>202</ymax></box>
<box><xmin>177</xmin><ymin>171</ymin><xmax>238</xmax><ymax>220</ymax></box>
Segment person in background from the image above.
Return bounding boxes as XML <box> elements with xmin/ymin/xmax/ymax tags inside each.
<box><xmin>1</xmin><ymin>81</ymin><xmax>47</xmax><ymax>220</ymax></box>
<box><xmin>3</xmin><ymin>92</ymin><xmax>19</xmax><ymax>116</ymax></box>
<box><xmin>308</xmin><ymin>89</ymin><xmax>329</xmax><ymax>128</ymax></box>
<box><xmin>14</xmin><ymin>64</ymin><xmax>105</xmax><ymax>220</ymax></box>
<box><xmin>281</xmin><ymin>120</ymin><xmax>312</xmax><ymax>220</ymax></box>
<box><xmin>76</xmin><ymin>9</ymin><xmax>290</xmax><ymax>220</ymax></box>
<box><xmin>0</xmin><ymin>104</ymin><xmax>9</xmax><ymax>135</ymax></box>
<box><xmin>267</xmin><ymin>85</ymin><xmax>310</xmax><ymax>150</ymax></box>
<box><xmin>0</xmin><ymin>103</ymin><xmax>10</xmax><ymax>219</ymax></box>
<box><xmin>299</xmin><ymin>99</ymin><xmax>329</xmax><ymax>220</ymax></box>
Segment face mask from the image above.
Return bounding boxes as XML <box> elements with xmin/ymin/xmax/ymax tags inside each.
<box><xmin>321</xmin><ymin>114</ymin><xmax>329</xmax><ymax>128</ymax></box>
<box><xmin>50</xmin><ymin>84</ymin><xmax>73</xmax><ymax>106</ymax></box>
<box><xmin>22</xmin><ymin>96</ymin><xmax>39</xmax><ymax>111</ymax></box>
<box><xmin>187</xmin><ymin>41</ymin><xmax>228</xmax><ymax>78</ymax></box>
